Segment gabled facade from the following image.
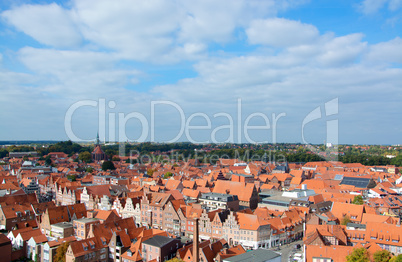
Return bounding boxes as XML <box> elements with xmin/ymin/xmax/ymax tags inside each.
<box><xmin>120</xmin><ymin>197</ymin><xmax>141</xmax><ymax>226</ymax></box>
<box><xmin>140</xmin><ymin>192</ymin><xmax>173</xmax><ymax>229</ymax></box>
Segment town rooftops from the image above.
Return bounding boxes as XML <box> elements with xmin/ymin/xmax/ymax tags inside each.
<box><xmin>223</xmin><ymin>249</ymin><xmax>281</xmax><ymax>262</ymax></box>
<box><xmin>142</xmin><ymin>235</ymin><xmax>176</xmax><ymax>248</ymax></box>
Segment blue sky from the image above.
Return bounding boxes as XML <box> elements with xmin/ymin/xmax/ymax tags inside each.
<box><xmin>0</xmin><ymin>0</ymin><xmax>402</xmax><ymax>145</ymax></box>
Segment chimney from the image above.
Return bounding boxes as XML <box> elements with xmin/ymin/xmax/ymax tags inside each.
<box><xmin>149</xmin><ymin>210</ymin><xmax>153</xmax><ymax>229</ymax></box>
<box><xmin>193</xmin><ymin>218</ymin><xmax>199</xmax><ymax>262</ymax></box>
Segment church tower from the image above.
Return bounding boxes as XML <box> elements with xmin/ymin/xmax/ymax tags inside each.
<box><xmin>91</xmin><ymin>132</ymin><xmax>107</xmax><ymax>162</ymax></box>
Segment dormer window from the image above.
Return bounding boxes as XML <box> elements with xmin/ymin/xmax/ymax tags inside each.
<box><xmin>101</xmin><ymin>237</ymin><xmax>106</xmax><ymax>245</ymax></box>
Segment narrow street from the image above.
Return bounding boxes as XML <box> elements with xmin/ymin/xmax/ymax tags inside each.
<box><xmin>269</xmin><ymin>240</ymin><xmax>304</xmax><ymax>262</ymax></box>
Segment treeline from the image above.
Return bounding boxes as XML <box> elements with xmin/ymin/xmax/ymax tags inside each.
<box><xmin>36</xmin><ymin>141</ymin><xmax>89</xmax><ymax>156</ymax></box>
<box><xmin>103</xmin><ymin>142</ymin><xmax>204</xmax><ymax>157</ymax></box>
<box><xmin>0</xmin><ymin>141</ymin><xmax>89</xmax><ymax>158</ymax></box>
<box><xmin>3</xmin><ymin>141</ymin><xmax>402</xmax><ymax>167</ymax></box>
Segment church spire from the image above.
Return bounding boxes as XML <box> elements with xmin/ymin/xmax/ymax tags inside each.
<box><xmin>96</xmin><ymin>132</ymin><xmax>100</xmax><ymax>145</ymax></box>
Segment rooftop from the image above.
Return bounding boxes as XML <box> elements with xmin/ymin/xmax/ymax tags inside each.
<box><xmin>200</xmin><ymin>192</ymin><xmax>238</xmax><ymax>202</ymax></box>
<box><xmin>74</xmin><ymin>218</ymin><xmax>100</xmax><ymax>223</ymax></box>
<box><xmin>52</xmin><ymin>222</ymin><xmax>73</xmax><ymax>229</ymax></box>
<box><xmin>223</xmin><ymin>249</ymin><xmax>281</xmax><ymax>262</ymax></box>
<box><xmin>142</xmin><ymin>235</ymin><xmax>176</xmax><ymax>248</ymax></box>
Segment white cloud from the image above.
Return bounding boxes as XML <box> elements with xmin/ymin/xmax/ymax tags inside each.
<box><xmin>365</xmin><ymin>37</ymin><xmax>402</xmax><ymax>63</ymax></box>
<box><xmin>359</xmin><ymin>0</ymin><xmax>402</xmax><ymax>14</ymax></box>
<box><xmin>1</xmin><ymin>3</ymin><xmax>81</xmax><ymax>48</ymax></box>
<box><xmin>1</xmin><ymin>1</ymin><xmax>401</xmax><ymax>143</ymax></box>
<box><xmin>1</xmin><ymin>0</ymin><xmax>308</xmax><ymax>63</ymax></box>
<box><xmin>389</xmin><ymin>0</ymin><xmax>402</xmax><ymax>11</ymax></box>
<box><xmin>246</xmin><ymin>18</ymin><xmax>319</xmax><ymax>47</ymax></box>
<box><xmin>313</xmin><ymin>33</ymin><xmax>367</xmax><ymax>66</ymax></box>
<box><xmin>359</xmin><ymin>0</ymin><xmax>388</xmax><ymax>14</ymax></box>
<box><xmin>16</xmin><ymin>47</ymin><xmax>146</xmax><ymax>103</ymax></box>
<box><xmin>152</xmin><ymin>53</ymin><xmax>402</xmax><ymax>143</ymax></box>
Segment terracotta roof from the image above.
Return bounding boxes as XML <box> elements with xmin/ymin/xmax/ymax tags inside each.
<box><xmin>182</xmin><ymin>188</ymin><xmax>200</xmax><ymax>199</ymax></box>
<box><xmin>9</xmin><ymin>227</ymin><xmax>33</xmax><ymax>238</ymax></box>
<box><xmin>69</xmin><ymin>237</ymin><xmax>106</xmax><ymax>258</ymax></box>
<box><xmin>47</xmin><ymin>236</ymin><xmax>77</xmax><ymax>248</ymax></box>
<box><xmin>213</xmin><ymin>180</ymin><xmax>256</xmax><ymax>203</ymax></box>
<box><xmin>331</xmin><ymin>202</ymin><xmax>364</xmax><ymax>223</ymax></box>
<box><xmin>19</xmin><ymin>228</ymin><xmax>43</xmax><ymax>241</ymax></box>
<box><xmin>218</xmin><ymin>244</ymin><xmax>246</xmax><ymax>260</ymax></box>
<box><xmin>31</xmin><ymin>234</ymin><xmax>48</xmax><ymax>243</ymax></box>
<box><xmin>0</xmin><ymin>233</ymin><xmax>11</xmax><ymax>245</ymax></box>
<box><xmin>0</xmin><ymin>193</ymin><xmax>37</xmax><ymax>205</ymax></box>
<box><xmin>67</xmin><ymin>203</ymin><xmax>87</xmax><ymax>219</ymax></box>
<box><xmin>45</xmin><ymin>206</ymin><xmax>69</xmax><ymax>225</ymax></box>
<box><xmin>93</xmin><ymin>209</ymin><xmax>121</xmax><ymax>222</ymax></box>
<box><xmin>305</xmin><ymin>244</ymin><xmax>354</xmax><ymax>262</ymax></box>
<box><xmin>235</xmin><ymin>212</ymin><xmax>269</xmax><ymax>230</ymax></box>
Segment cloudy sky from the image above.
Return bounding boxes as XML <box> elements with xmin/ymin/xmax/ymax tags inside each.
<box><xmin>0</xmin><ymin>0</ymin><xmax>401</xmax><ymax>145</ymax></box>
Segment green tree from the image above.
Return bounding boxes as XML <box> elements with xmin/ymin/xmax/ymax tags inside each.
<box><xmin>390</xmin><ymin>254</ymin><xmax>402</xmax><ymax>262</ymax></box>
<box><xmin>166</xmin><ymin>258</ymin><xmax>184</xmax><ymax>262</ymax></box>
<box><xmin>67</xmin><ymin>175</ymin><xmax>76</xmax><ymax>182</ymax></box>
<box><xmin>391</xmin><ymin>155</ymin><xmax>402</xmax><ymax>167</ymax></box>
<box><xmin>374</xmin><ymin>250</ymin><xmax>392</xmax><ymax>262</ymax></box>
<box><xmin>164</xmin><ymin>171</ymin><xmax>173</xmax><ymax>179</ymax></box>
<box><xmin>341</xmin><ymin>215</ymin><xmax>351</xmax><ymax>225</ymax></box>
<box><xmin>86</xmin><ymin>167</ymin><xmax>94</xmax><ymax>173</ymax></box>
<box><xmin>346</xmin><ymin>247</ymin><xmax>370</xmax><ymax>262</ymax></box>
<box><xmin>0</xmin><ymin>149</ymin><xmax>8</xmax><ymax>158</ymax></box>
<box><xmin>102</xmin><ymin>161</ymin><xmax>116</xmax><ymax>171</ymax></box>
<box><xmin>45</xmin><ymin>156</ymin><xmax>52</xmax><ymax>166</ymax></box>
<box><xmin>53</xmin><ymin>241</ymin><xmax>70</xmax><ymax>262</ymax></box>
<box><xmin>352</xmin><ymin>195</ymin><xmax>364</xmax><ymax>205</ymax></box>
<box><xmin>78</xmin><ymin>151</ymin><xmax>92</xmax><ymax>163</ymax></box>
<box><xmin>147</xmin><ymin>168</ymin><xmax>155</xmax><ymax>176</ymax></box>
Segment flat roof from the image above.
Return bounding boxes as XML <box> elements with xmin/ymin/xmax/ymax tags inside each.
<box><xmin>200</xmin><ymin>192</ymin><xmax>238</xmax><ymax>201</ymax></box>
<box><xmin>51</xmin><ymin>222</ymin><xmax>73</xmax><ymax>228</ymax></box>
<box><xmin>74</xmin><ymin>218</ymin><xmax>100</xmax><ymax>223</ymax></box>
<box><xmin>223</xmin><ymin>249</ymin><xmax>281</xmax><ymax>262</ymax></box>
<box><xmin>142</xmin><ymin>235</ymin><xmax>176</xmax><ymax>248</ymax></box>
